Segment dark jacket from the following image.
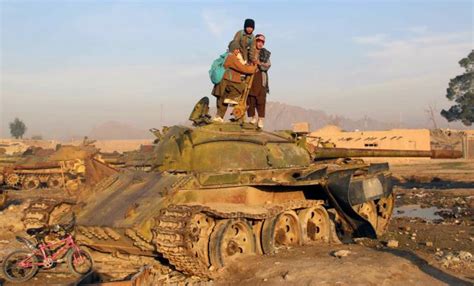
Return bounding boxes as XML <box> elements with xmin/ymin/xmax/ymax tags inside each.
<box><xmin>229</xmin><ymin>30</ymin><xmax>257</xmax><ymax>63</ymax></box>
<box><xmin>258</xmin><ymin>48</ymin><xmax>271</xmax><ymax>93</ymax></box>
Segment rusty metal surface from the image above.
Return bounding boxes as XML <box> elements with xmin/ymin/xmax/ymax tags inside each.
<box><xmin>314</xmin><ymin>147</ymin><xmax>464</xmax><ymax>159</ymax></box>
<box><xmin>430</xmin><ymin>149</ymin><xmax>463</xmax><ymax>159</ymax></box>
<box><xmin>314</xmin><ymin>147</ymin><xmax>433</xmax><ymax>159</ymax></box>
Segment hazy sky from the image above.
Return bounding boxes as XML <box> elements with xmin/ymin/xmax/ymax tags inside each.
<box><xmin>1</xmin><ymin>0</ymin><xmax>473</xmax><ymax>139</ymax></box>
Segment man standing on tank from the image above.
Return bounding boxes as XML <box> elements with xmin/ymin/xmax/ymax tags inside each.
<box><xmin>247</xmin><ymin>34</ymin><xmax>271</xmax><ymax>129</ymax></box>
<box><xmin>229</xmin><ymin>19</ymin><xmax>257</xmax><ymax>64</ymax></box>
<box><xmin>211</xmin><ymin>42</ymin><xmax>257</xmax><ymax>122</ymax></box>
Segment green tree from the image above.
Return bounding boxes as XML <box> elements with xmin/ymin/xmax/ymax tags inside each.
<box><xmin>441</xmin><ymin>50</ymin><xmax>474</xmax><ymax>126</ymax></box>
<box><xmin>9</xmin><ymin>118</ymin><xmax>27</xmax><ymax>139</ymax></box>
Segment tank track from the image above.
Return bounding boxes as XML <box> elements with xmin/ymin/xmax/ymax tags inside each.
<box><xmin>85</xmin><ymin>247</ymin><xmax>171</xmax><ymax>281</ymax></box>
<box><xmin>153</xmin><ymin>205</ymin><xmax>212</xmax><ymax>277</ymax></box>
<box><xmin>22</xmin><ymin>198</ymin><xmax>74</xmax><ymax>228</ymax></box>
<box><xmin>153</xmin><ymin>200</ymin><xmax>324</xmax><ymax>278</ymax></box>
<box><xmin>3</xmin><ymin>172</ymin><xmax>81</xmax><ymax>190</ymax></box>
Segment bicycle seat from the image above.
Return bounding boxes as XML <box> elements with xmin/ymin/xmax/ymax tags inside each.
<box><xmin>26</xmin><ymin>227</ymin><xmax>45</xmax><ymax>236</ymax></box>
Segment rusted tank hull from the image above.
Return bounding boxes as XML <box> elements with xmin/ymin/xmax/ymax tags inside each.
<box><xmin>70</xmin><ymin>163</ymin><xmax>393</xmax><ymax>277</ymax></box>
<box><xmin>23</xmin><ymin>120</ymin><xmax>396</xmax><ymax>280</ymax></box>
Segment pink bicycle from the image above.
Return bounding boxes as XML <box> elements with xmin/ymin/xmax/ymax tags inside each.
<box><xmin>1</xmin><ymin>220</ymin><xmax>93</xmax><ymax>283</ymax></box>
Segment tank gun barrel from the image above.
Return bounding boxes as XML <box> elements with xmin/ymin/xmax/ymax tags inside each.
<box><xmin>313</xmin><ymin>148</ymin><xmax>462</xmax><ymax>160</ymax></box>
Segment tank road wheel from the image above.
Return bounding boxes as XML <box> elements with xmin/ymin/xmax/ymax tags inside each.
<box><xmin>5</xmin><ymin>173</ymin><xmax>20</xmax><ymax>187</ymax></box>
<box><xmin>298</xmin><ymin>206</ymin><xmax>331</xmax><ymax>244</ymax></box>
<box><xmin>65</xmin><ymin>179</ymin><xmax>80</xmax><ymax>192</ymax></box>
<box><xmin>188</xmin><ymin>213</ymin><xmax>215</xmax><ymax>266</ymax></box>
<box><xmin>47</xmin><ymin>175</ymin><xmax>64</xmax><ymax>189</ymax></box>
<box><xmin>22</xmin><ymin>175</ymin><xmax>40</xmax><ymax>190</ymax></box>
<box><xmin>355</xmin><ymin>201</ymin><xmax>378</xmax><ymax>230</ymax></box>
<box><xmin>209</xmin><ymin>219</ymin><xmax>256</xmax><ymax>268</ymax></box>
<box><xmin>375</xmin><ymin>194</ymin><xmax>395</xmax><ymax>235</ymax></box>
<box><xmin>262</xmin><ymin>211</ymin><xmax>302</xmax><ymax>254</ymax></box>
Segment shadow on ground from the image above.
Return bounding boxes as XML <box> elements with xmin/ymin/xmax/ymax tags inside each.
<box><xmin>378</xmin><ymin>248</ymin><xmax>472</xmax><ymax>285</ymax></box>
<box><xmin>392</xmin><ymin>176</ymin><xmax>474</xmax><ymax>190</ymax></box>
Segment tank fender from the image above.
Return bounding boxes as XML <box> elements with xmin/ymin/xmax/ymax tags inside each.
<box><xmin>296</xmin><ymin>166</ymin><xmax>327</xmax><ymax>181</ymax></box>
<box><xmin>368</xmin><ymin>163</ymin><xmax>389</xmax><ymax>174</ymax></box>
<box><xmin>348</xmin><ymin>173</ymin><xmax>392</xmax><ymax>205</ymax></box>
<box><xmin>325</xmin><ymin>169</ymin><xmax>377</xmax><ymax>239</ymax></box>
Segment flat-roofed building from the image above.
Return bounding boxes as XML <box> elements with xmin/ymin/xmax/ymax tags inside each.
<box><xmin>464</xmin><ymin>130</ymin><xmax>474</xmax><ymax>159</ymax></box>
<box><xmin>308</xmin><ymin>125</ymin><xmax>431</xmax><ymax>151</ymax></box>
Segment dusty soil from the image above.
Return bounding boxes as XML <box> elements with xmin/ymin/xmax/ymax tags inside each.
<box><xmin>0</xmin><ymin>160</ymin><xmax>472</xmax><ymax>285</ymax></box>
<box><xmin>214</xmin><ymin>244</ymin><xmax>466</xmax><ymax>286</ymax></box>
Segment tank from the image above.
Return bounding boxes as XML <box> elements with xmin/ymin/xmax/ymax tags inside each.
<box><xmin>1</xmin><ymin>145</ymin><xmax>115</xmax><ymax>191</ymax></box>
<box><xmin>100</xmin><ymin>144</ymin><xmax>156</xmax><ymax>171</ymax></box>
<box><xmin>23</xmin><ymin>98</ymin><xmax>395</xmax><ymax>280</ymax></box>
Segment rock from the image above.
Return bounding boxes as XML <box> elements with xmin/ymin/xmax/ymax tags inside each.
<box><xmin>400</xmin><ymin>226</ymin><xmax>411</xmax><ymax>231</ymax></box>
<box><xmin>387</xmin><ymin>240</ymin><xmax>399</xmax><ymax>248</ymax></box>
<box><xmin>425</xmin><ymin>241</ymin><xmax>433</xmax><ymax>247</ymax></box>
<box><xmin>263</xmin><ymin>278</ymin><xmax>268</xmax><ymax>282</ymax></box>
<box><xmin>274</xmin><ymin>261</ymin><xmax>281</xmax><ymax>265</ymax></box>
<box><xmin>458</xmin><ymin>251</ymin><xmax>472</xmax><ymax>261</ymax></box>
<box><xmin>332</xmin><ymin>250</ymin><xmax>351</xmax><ymax>258</ymax></box>
<box><xmin>282</xmin><ymin>271</ymin><xmax>292</xmax><ymax>281</ymax></box>
<box><xmin>0</xmin><ymin>240</ymin><xmax>9</xmax><ymax>244</ymax></box>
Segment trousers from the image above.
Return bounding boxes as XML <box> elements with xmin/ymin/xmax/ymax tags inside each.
<box><xmin>247</xmin><ymin>92</ymin><xmax>266</xmax><ymax>117</ymax></box>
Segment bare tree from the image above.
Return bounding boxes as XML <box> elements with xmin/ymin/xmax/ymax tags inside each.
<box><xmin>425</xmin><ymin>104</ymin><xmax>439</xmax><ymax>129</ymax></box>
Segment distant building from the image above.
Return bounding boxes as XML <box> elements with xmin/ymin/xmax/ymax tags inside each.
<box><xmin>308</xmin><ymin>125</ymin><xmax>430</xmax><ymax>151</ymax></box>
<box><xmin>464</xmin><ymin>130</ymin><xmax>474</xmax><ymax>160</ymax></box>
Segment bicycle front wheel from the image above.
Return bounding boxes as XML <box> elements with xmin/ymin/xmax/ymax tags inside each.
<box><xmin>1</xmin><ymin>250</ymin><xmax>39</xmax><ymax>283</ymax></box>
<box><xmin>66</xmin><ymin>248</ymin><xmax>93</xmax><ymax>276</ymax></box>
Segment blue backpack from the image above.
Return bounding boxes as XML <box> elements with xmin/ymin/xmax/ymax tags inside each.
<box><xmin>209</xmin><ymin>52</ymin><xmax>229</xmax><ymax>85</ymax></box>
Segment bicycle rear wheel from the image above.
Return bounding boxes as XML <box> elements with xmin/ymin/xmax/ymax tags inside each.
<box><xmin>1</xmin><ymin>250</ymin><xmax>38</xmax><ymax>283</ymax></box>
<box><xmin>66</xmin><ymin>248</ymin><xmax>93</xmax><ymax>276</ymax></box>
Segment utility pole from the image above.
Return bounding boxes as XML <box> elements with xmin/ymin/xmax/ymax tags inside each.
<box><xmin>425</xmin><ymin>104</ymin><xmax>439</xmax><ymax>130</ymax></box>
<box><xmin>160</xmin><ymin>104</ymin><xmax>163</xmax><ymax>128</ymax></box>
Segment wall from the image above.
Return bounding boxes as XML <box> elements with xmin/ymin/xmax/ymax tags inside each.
<box><xmin>308</xmin><ymin>125</ymin><xmax>431</xmax><ymax>151</ymax></box>
<box><xmin>464</xmin><ymin>130</ymin><xmax>474</xmax><ymax>159</ymax></box>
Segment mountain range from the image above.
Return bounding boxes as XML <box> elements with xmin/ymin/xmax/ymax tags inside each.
<box><xmin>87</xmin><ymin>101</ymin><xmax>398</xmax><ymax>139</ymax></box>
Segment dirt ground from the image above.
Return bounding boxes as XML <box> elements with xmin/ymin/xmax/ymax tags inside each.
<box><xmin>0</xmin><ymin>159</ymin><xmax>472</xmax><ymax>285</ymax></box>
